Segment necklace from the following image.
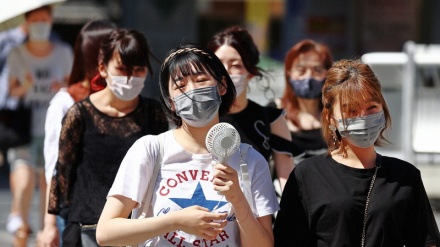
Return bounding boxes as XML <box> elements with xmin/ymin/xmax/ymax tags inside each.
<box><xmin>361</xmin><ymin>154</ymin><xmax>382</xmax><ymax>247</ymax></box>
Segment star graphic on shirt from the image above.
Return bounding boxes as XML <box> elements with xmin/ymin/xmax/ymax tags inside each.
<box><xmin>169</xmin><ymin>182</ymin><xmax>227</xmax><ymax>211</ymax></box>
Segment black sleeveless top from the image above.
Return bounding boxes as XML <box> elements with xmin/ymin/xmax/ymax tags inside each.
<box><xmin>220</xmin><ymin>100</ymin><xmax>302</xmax><ymax>161</ymax></box>
<box><xmin>291</xmin><ymin>128</ymin><xmax>327</xmax><ymax>163</ymax></box>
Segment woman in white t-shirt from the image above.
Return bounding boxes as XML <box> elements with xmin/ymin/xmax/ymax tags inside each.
<box><xmin>96</xmin><ymin>43</ymin><xmax>279</xmax><ymax>247</ymax></box>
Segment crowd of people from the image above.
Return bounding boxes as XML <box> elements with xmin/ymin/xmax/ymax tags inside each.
<box><xmin>0</xmin><ymin>4</ymin><xmax>439</xmax><ymax>247</ymax></box>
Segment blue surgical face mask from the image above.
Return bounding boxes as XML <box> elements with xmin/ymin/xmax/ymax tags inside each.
<box><xmin>336</xmin><ymin>111</ymin><xmax>386</xmax><ymax>148</ymax></box>
<box><xmin>173</xmin><ymin>85</ymin><xmax>222</xmax><ymax>127</ymax></box>
<box><xmin>289</xmin><ymin>77</ymin><xmax>324</xmax><ymax>99</ymax></box>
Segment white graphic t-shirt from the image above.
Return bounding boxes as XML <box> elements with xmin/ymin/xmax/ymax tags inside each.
<box><xmin>108</xmin><ymin>130</ymin><xmax>279</xmax><ymax>247</ymax></box>
<box><xmin>7</xmin><ymin>43</ymin><xmax>73</xmax><ymax>137</ymax></box>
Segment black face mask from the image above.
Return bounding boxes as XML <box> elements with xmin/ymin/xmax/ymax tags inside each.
<box><xmin>289</xmin><ymin>77</ymin><xmax>325</xmax><ymax>99</ymax></box>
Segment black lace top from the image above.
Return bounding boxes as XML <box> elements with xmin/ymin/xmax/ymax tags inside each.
<box><xmin>48</xmin><ymin>96</ymin><xmax>168</xmax><ymax>224</ymax></box>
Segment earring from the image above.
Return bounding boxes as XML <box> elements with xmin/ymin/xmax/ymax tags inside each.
<box><xmin>329</xmin><ymin>124</ymin><xmax>338</xmax><ymax>148</ymax></box>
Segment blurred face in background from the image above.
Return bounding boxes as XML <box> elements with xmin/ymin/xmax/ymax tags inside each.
<box><xmin>26</xmin><ymin>8</ymin><xmax>53</xmax><ymax>42</ymax></box>
<box><xmin>215</xmin><ymin>45</ymin><xmax>250</xmax><ymax>97</ymax></box>
<box><xmin>289</xmin><ymin>51</ymin><xmax>327</xmax><ymax>99</ymax></box>
<box><xmin>289</xmin><ymin>51</ymin><xmax>326</xmax><ymax>81</ymax></box>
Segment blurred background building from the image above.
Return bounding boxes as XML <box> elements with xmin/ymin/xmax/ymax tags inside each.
<box><xmin>47</xmin><ymin>0</ymin><xmax>440</xmax><ymax>168</ymax></box>
<box><xmin>1</xmin><ymin>0</ymin><xmax>439</xmax><ymax>191</ymax></box>
<box><xmin>36</xmin><ymin>0</ymin><xmax>439</xmax><ymax>99</ymax></box>
<box><xmin>0</xmin><ymin>1</ymin><xmax>439</xmax><ymax>245</ymax></box>
<box><xmin>49</xmin><ymin>0</ymin><xmax>440</xmax><ymax>58</ymax></box>
<box><xmin>0</xmin><ymin>0</ymin><xmax>438</xmax><ymax>176</ymax></box>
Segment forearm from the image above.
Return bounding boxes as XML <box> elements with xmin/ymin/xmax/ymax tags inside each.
<box><xmin>44</xmin><ymin>180</ymin><xmax>58</xmax><ymax>225</ymax></box>
<box><xmin>232</xmin><ymin>196</ymin><xmax>274</xmax><ymax>247</ymax></box>
<box><xmin>277</xmin><ymin>177</ymin><xmax>287</xmax><ymax>192</ymax></box>
<box><xmin>39</xmin><ymin>178</ymin><xmax>60</xmax><ymax>246</ymax></box>
<box><xmin>97</xmin><ymin>211</ymin><xmax>179</xmax><ymax>246</ymax></box>
<box><xmin>211</xmin><ymin>162</ymin><xmax>274</xmax><ymax>246</ymax></box>
<box><xmin>41</xmin><ymin>213</ymin><xmax>59</xmax><ymax>245</ymax></box>
<box><xmin>9</xmin><ymin>84</ymin><xmax>28</xmax><ymax>97</ymax></box>
<box><xmin>274</xmin><ymin>153</ymin><xmax>295</xmax><ymax>192</ymax></box>
<box><xmin>9</xmin><ymin>79</ymin><xmax>31</xmax><ymax>98</ymax></box>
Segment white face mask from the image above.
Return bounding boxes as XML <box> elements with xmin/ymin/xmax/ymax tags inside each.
<box><xmin>229</xmin><ymin>74</ymin><xmax>247</xmax><ymax>96</ymax></box>
<box><xmin>106</xmin><ymin>72</ymin><xmax>145</xmax><ymax>101</ymax></box>
<box><xmin>29</xmin><ymin>22</ymin><xmax>51</xmax><ymax>42</ymax></box>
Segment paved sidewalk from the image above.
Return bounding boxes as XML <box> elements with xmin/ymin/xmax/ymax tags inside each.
<box><xmin>0</xmin><ymin>190</ymin><xmax>39</xmax><ymax>247</ymax></box>
<box><xmin>0</xmin><ymin>162</ymin><xmax>39</xmax><ymax>247</ymax></box>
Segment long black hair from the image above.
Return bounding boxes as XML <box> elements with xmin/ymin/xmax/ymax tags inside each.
<box><xmin>68</xmin><ymin>19</ymin><xmax>116</xmax><ymax>92</ymax></box>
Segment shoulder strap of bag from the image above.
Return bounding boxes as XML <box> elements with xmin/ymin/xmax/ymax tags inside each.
<box><xmin>137</xmin><ymin>134</ymin><xmax>164</xmax><ymax>219</ymax></box>
<box><xmin>239</xmin><ymin>143</ymin><xmax>257</xmax><ymax>215</ymax></box>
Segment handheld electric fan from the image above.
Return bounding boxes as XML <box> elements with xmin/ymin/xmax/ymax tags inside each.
<box><xmin>206</xmin><ymin>122</ymin><xmax>241</xmax><ymax>195</ymax></box>
<box><xmin>206</xmin><ymin>122</ymin><xmax>241</xmax><ymax>163</ymax></box>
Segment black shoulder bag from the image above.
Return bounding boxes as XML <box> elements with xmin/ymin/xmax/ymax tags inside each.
<box><xmin>0</xmin><ymin>99</ymin><xmax>32</xmax><ymax>150</ymax></box>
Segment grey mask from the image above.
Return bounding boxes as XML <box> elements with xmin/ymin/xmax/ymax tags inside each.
<box><xmin>173</xmin><ymin>85</ymin><xmax>221</xmax><ymax>127</ymax></box>
<box><xmin>336</xmin><ymin>111</ymin><xmax>385</xmax><ymax>148</ymax></box>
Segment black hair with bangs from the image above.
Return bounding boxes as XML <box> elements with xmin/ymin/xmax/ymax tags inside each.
<box><xmin>68</xmin><ymin>19</ymin><xmax>116</xmax><ymax>92</ymax></box>
<box><xmin>98</xmin><ymin>28</ymin><xmax>153</xmax><ymax>79</ymax></box>
<box><xmin>159</xmin><ymin>43</ymin><xmax>236</xmax><ymax>127</ymax></box>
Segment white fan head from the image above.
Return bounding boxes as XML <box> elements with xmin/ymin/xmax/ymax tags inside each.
<box><xmin>206</xmin><ymin>122</ymin><xmax>241</xmax><ymax>162</ymax></box>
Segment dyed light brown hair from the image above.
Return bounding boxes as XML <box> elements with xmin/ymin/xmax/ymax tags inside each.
<box><xmin>321</xmin><ymin>59</ymin><xmax>391</xmax><ymax>156</ymax></box>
